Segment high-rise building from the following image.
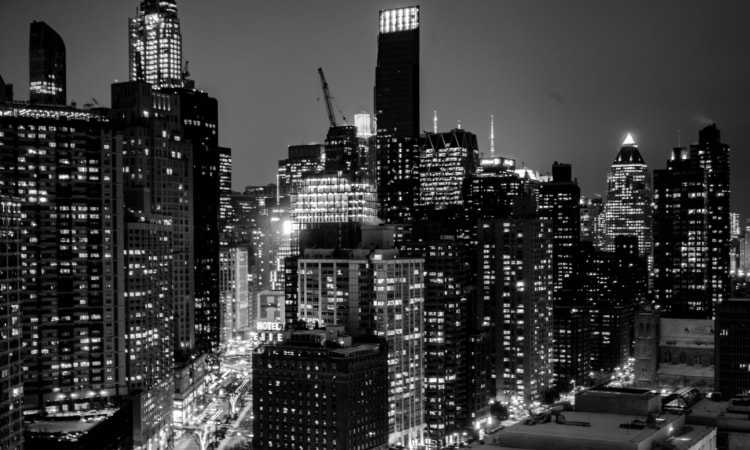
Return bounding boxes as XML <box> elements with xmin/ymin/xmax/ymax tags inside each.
<box><xmin>324</xmin><ymin>123</ymin><xmax>376</xmax><ymax>183</ymax></box>
<box><xmin>219</xmin><ymin>147</ymin><xmax>233</xmax><ymax>246</ymax></box>
<box><xmin>478</xmin><ymin>197</ymin><xmax>554</xmax><ymax>403</ymax></box>
<box><xmin>129</xmin><ymin>0</ymin><xmax>184</xmax><ymax>89</ymax></box>
<box><xmin>0</xmin><ymin>196</ymin><xmax>23</xmax><ymax>450</ymax></box>
<box><xmin>253</xmin><ymin>328</ymin><xmax>389</xmax><ymax>450</ymax></box>
<box><xmin>29</xmin><ymin>21</ymin><xmax>66</xmax><ymax>106</ymax></box>
<box><xmin>538</xmin><ymin>162</ymin><xmax>581</xmax><ymax>300</ymax></box>
<box><xmin>598</xmin><ymin>134</ymin><xmax>652</xmax><ymax>257</ymax></box>
<box><xmin>690</xmin><ymin>124</ymin><xmax>731</xmax><ymax>308</ymax></box>
<box><xmin>579</xmin><ymin>196</ymin><xmax>603</xmax><ymax>243</ymax></box>
<box><xmin>112</xmin><ymin>81</ymin><xmax>194</xmax><ymax>361</ymax></box>
<box><xmin>0</xmin><ymin>73</ymin><xmax>14</xmax><ymax>104</ymax></box>
<box><xmin>417</xmin><ymin>128</ymin><xmax>479</xmax><ymax>215</ymax></box>
<box><xmin>0</xmin><ymin>103</ymin><xmax>125</xmax><ymax>412</ymax></box>
<box><xmin>375</xmin><ymin>6</ymin><xmax>420</xmax><ymax>223</ymax></box>
<box><xmin>653</xmin><ymin>147</ymin><xmax>710</xmax><ymax>318</ymax></box>
<box><xmin>716</xmin><ymin>299</ymin><xmax>750</xmax><ymax>397</ymax></box>
<box><xmin>296</xmin><ymin>247</ymin><xmax>425</xmax><ymax>447</ymax></box>
<box><xmin>219</xmin><ymin>247</ymin><xmax>249</xmax><ymax>344</ymax></box>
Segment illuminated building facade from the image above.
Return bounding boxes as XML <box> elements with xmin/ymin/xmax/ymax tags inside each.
<box><xmin>0</xmin><ymin>196</ymin><xmax>23</xmax><ymax>450</ymax></box>
<box><xmin>219</xmin><ymin>146</ymin><xmax>232</xmax><ymax>245</ymax></box>
<box><xmin>290</xmin><ymin>171</ymin><xmax>378</xmax><ymax>251</ymax></box>
<box><xmin>219</xmin><ymin>247</ymin><xmax>249</xmax><ymax>344</ymax></box>
<box><xmin>538</xmin><ymin>162</ymin><xmax>580</xmax><ymax>300</ymax></box>
<box><xmin>478</xmin><ymin>197</ymin><xmax>554</xmax><ymax>403</ymax></box>
<box><xmin>401</xmin><ymin>237</ymin><xmax>471</xmax><ymax>448</ymax></box>
<box><xmin>29</xmin><ymin>21</ymin><xmax>66</xmax><ymax>106</ymax></box>
<box><xmin>277</xmin><ymin>144</ymin><xmax>325</xmax><ymax>202</ymax></box>
<box><xmin>324</xmin><ymin>123</ymin><xmax>376</xmax><ymax>183</ymax></box>
<box><xmin>417</xmin><ymin>129</ymin><xmax>479</xmax><ymax>214</ymax></box>
<box><xmin>579</xmin><ymin>195</ymin><xmax>603</xmax><ymax>243</ymax></box>
<box><xmin>653</xmin><ymin>147</ymin><xmax>710</xmax><ymax>318</ymax></box>
<box><xmin>598</xmin><ymin>134</ymin><xmax>652</xmax><ymax>257</ymax></box>
<box><xmin>552</xmin><ymin>305</ymin><xmax>591</xmax><ymax>391</ymax></box>
<box><xmin>129</xmin><ymin>0</ymin><xmax>184</xmax><ymax>89</ymax></box>
<box><xmin>0</xmin><ymin>104</ymin><xmax>125</xmax><ymax>412</ymax></box>
<box><xmin>168</xmin><ymin>87</ymin><xmax>221</xmax><ymax>356</ymax></box>
<box><xmin>375</xmin><ymin>6</ymin><xmax>420</xmax><ymax>223</ymax></box>
<box><xmin>253</xmin><ymin>329</ymin><xmax>389</xmax><ymax>450</ymax></box>
<box><xmin>295</xmin><ymin>248</ymin><xmax>424</xmax><ymax>447</ymax></box>
<box><xmin>690</xmin><ymin>124</ymin><xmax>731</xmax><ymax>309</ymax></box>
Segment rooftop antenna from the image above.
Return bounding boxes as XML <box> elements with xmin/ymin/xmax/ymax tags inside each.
<box><xmin>490</xmin><ymin>114</ymin><xmax>495</xmax><ymax>154</ymax></box>
<box><xmin>433</xmin><ymin>110</ymin><xmax>437</xmax><ymax>133</ymax></box>
<box><xmin>457</xmin><ymin>120</ymin><xmax>462</xmax><ymax>130</ymax></box>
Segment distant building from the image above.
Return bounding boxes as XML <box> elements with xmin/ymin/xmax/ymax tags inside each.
<box><xmin>277</xmin><ymin>144</ymin><xmax>325</xmax><ymax>202</ymax></box>
<box><xmin>580</xmin><ymin>196</ymin><xmax>603</xmax><ymax>243</ymax></box>
<box><xmin>253</xmin><ymin>328</ymin><xmax>388</xmax><ymax>450</ymax></box>
<box><xmin>598</xmin><ymin>134</ymin><xmax>652</xmax><ymax>257</ymax></box>
<box><xmin>375</xmin><ymin>6</ymin><xmax>420</xmax><ymax>223</ymax></box>
<box><xmin>129</xmin><ymin>0</ymin><xmax>184</xmax><ymax>88</ymax></box>
<box><xmin>219</xmin><ymin>247</ymin><xmax>249</xmax><ymax>343</ymax></box>
<box><xmin>218</xmin><ymin>147</ymin><xmax>232</xmax><ymax>246</ymax></box>
<box><xmin>716</xmin><ymin>299</ymin><xmax>750</xmax><ymax>397</ymax></box>
<box><xmin>29</xmin><ymin>21</ymin><xmax>66</xmax><ymax>105</ymax></box>
<box><xmin>417</xmin><ymin>128</ymin><xmax>479</xmax><ymax>214</ymax></box>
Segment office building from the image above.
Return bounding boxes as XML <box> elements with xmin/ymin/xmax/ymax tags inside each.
<box><xmin>598</xmin><ymin>134</ymin><xmax>652</xmax><ymax>257</ymax></box>
<box><xmin>375</xmin><ymin>6</ymin><xmax>420</xmax><ymax>223</ymax></box>
<box><xmin>324</xmin><ymin>123</ymin><xmax>376</xmax><ymax>183</ymax></box>
<box><xmin>29</xmin><ymin>21</ymin><xmax>66</xmax><ymax>106</ymax></box>
<box><xmin>129</xmin><ymin>0</ymin><xmax>184</xmax><ymax>89</ymax></box>
<box><xmin>0</xmin><ymin>196</ymin><xmax>23</xmax><ymax>450</ymax></box>
<box><xmin>219</xmin><ymin>147</ymin><xmax>232</xmax><ymax>245</ymax></box>
<box><xmin>478</xmin><ymin>197</ymin><xmax>554</xmax><ymax>403</ymax></box>
<box><xmin>690</xmin><ymin>124</ymin><xmax>731</xmax><ymax>309</ymax></box>
<box><xmin>653</xmin><ymin>147</ymin><xmax>711</xmax><ymax>318</ymax></box>
<box><xmin>580</xmin><ymin>196</ymin><xmax>603</xmax><ymax>243</ymax></box>
<box><xmin>716</xmin><ymin>299</ymin><xmax>750</xmax><ymax>397</ymax></box>
<box><xmin>253</xmin><ymin>328</ymin><xmax>388</xmax><ymax>450</ymax></box>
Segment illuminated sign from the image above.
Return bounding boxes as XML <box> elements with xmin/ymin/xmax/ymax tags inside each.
<box><xmin>257</xmin><ymin>321</ymin><xmax>283</xmax><ymax>331</ymax></box>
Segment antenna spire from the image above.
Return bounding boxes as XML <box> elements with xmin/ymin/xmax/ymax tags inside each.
<box><xmin>433</xmin><ymin>110</ymin><xmax>438</xmax><ymax>133</ymax></box>
<box><xmin>490</xmin><ymin>114</ymin><xmax>495</xmax><ymax>154</ymax></box>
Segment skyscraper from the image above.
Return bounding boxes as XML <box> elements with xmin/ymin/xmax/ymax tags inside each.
<box><xmin>653</xmin><ymin>147</ymin><xmax>709</xmax><ymax>318</ymax></box>
<box><xmin>598</xmin><ymin>134</ymin><xmax>652</xmax><ymax>257</ymax></box>
<box><xmin>29</xmin><ymin>21</ymin><xmax>66</xmax><ymax>105</ymax></box>
<box><xmin>690</xmin><ymin>124</ymin><xmax>731</xmax><ymax>308</ymax></box>
<box><xmin>375</xmin><ymin>6</ymin><xmax>420</xmax><ymax>223</ymax></box>
<box><xmin>478</xmin><ymin>197</ymin><xmax>554</xmax><ymax>403</ymax></box>
<box><xmin>716</xmin><ymin>299</ymin><xmax>750</xmax><ymax>397</ymax></box>
<box><xmin>129</xmin><ymin>0</ymin><xmax>184</xmax><ymax>89</ymax></box>
<box><xmin>538</xmin><ymin>162</ymin><xmax>581</xmax><ymax>300</ymax></box>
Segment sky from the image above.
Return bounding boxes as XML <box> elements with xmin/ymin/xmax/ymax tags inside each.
<box><xmin>1</xmin><ymin>1</ymin><xmax>749</xmax><ymax>218</ymax></box>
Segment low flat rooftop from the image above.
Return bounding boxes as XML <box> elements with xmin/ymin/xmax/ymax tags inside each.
<box><xmin>26</xmin><ymin>408</ymin><xmax>118</xmax><ymax>437</ymax></box>
<box><xmin>658</xmin><ymin>364</ymin><xmax>714</xmax><ymax>379</ymax></box>
<box><xmin>501</xmin><ymin>411</ymin><xmax>681</xmax><ymax>444</ymax></box>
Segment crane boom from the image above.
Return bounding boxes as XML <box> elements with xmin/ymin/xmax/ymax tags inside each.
<box><xmin>318</xmin><ymin>67</ymin><xmax>337</xmax><ymax>127</ymax></box>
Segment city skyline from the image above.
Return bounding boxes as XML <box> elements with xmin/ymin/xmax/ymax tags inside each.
<box><xmin>1</xmin><ymin>1</ymin><xmax>749</xmax><ymax>217</ymax></box>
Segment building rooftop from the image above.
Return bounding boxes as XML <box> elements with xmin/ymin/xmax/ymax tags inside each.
<box><xmin>660</xmin><ymin>318</ymin><xmax>714</xmax><ymax>348</ymax></box>
<box><xmin>658</xmin><ymin>364</ymin><xmax>714</xmax><ymax>379</ymax></box>
<box><xmin>500</xmin><ymin>411</ymin><xmax>682</xmax><ymax>445</ymax></box>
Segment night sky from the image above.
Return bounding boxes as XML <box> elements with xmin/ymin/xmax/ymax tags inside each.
<box><xmin>1</xmin><ymin>1</ymin><xmax>749</xmax><ymax>218</ymax></box>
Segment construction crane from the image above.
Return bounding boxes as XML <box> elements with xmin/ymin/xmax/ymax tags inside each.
<box><xmin>317</xmin><ymin>67</ymin><xmax>346</xmax><ymax>127</ymax></box>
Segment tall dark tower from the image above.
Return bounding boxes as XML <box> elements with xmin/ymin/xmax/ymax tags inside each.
<box><xmin>375</xmin><ymin>6</ymin><xmax>420</xmax><ymax>223</ymax></box>
<box><xmin>653</xmin><ymin>147</ymin><xmax>710</xmax><ymax>318</ymax></box>
<box><xmin>690</xmin><ymin>124</ymin><xmax>730</xmax><ymax>310</ymax></box>
<box><xmin>29</xmin><ymin>21</ymin><xmax>66</xmax><ymax>105</ymax></box>
<box><xmin>538</xmin><ymin>162</ymin><xmax>581</xmax><ymax>300</ymax></box>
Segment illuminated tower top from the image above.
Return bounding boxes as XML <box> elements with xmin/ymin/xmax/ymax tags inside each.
<box><xmin>129</xmin><ymin>0</ymin><xmax>184</xmax><ymax>89</ymax></box>
<box><xmin>379</xmin><ymin>6</ymin><xmax>419</xmax><ymax>34</ymax></box>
